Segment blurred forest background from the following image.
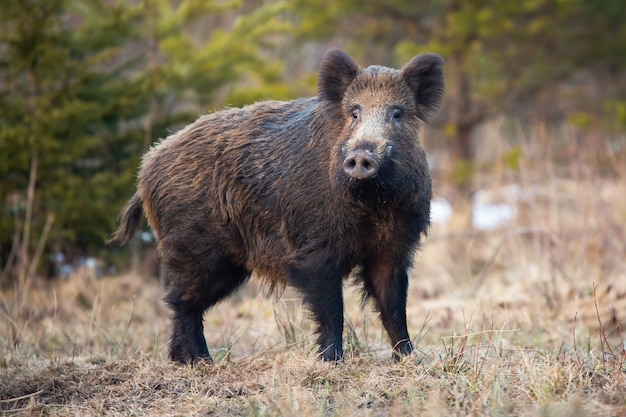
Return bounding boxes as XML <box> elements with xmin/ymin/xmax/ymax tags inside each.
<box><xmin>1</xmin><ymin>0</ymin><xmax>625</xmax><ymax>286</ymax></box>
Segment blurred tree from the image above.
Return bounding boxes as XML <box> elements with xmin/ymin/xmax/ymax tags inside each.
<box><xmin>0</xmin><ymin>0</ymin><xmax>148</xmax><ymax>286</ymax></box>
<box><xmin>395</xmin><ymin>0</ymin><xmax>626</xmax><ymax>163</ymax></box>
<box><xmin>134</xmin><ymin>0</ymin><xmax>290</xmax><ymax>148</ymax></box>
<box><xmin>0</xmin><ymin>0</ymin><xmax>290</xmax><ymax>284</ymax></box>
<box><xmin>290</xmin><ymin>0</ymin><xmax>626</xmax><ymax>166</ymax></box>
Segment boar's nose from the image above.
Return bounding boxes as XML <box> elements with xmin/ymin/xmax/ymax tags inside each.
<box><xmin>342</xmin><ymin>149</ymin><xmax>379</xmax><ymax>180</ymax></box>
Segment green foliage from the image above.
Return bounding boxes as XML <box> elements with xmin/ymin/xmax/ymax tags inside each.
<box><xmin>133</xmin><ymin>0</ymin><xmax>290</xmax><ymax>113</ymax></box>
<box><xmin>503</xmin><ymin>146</ymin><xmax>523</xmax><ymax>171</ymax></box>
<box><xmin>0</xmin><ymin>0</ymin><xmax>148</xmax><ymax>270</ymax></box>
<box><xmin>394</xmin><ymin>0</ymin><xmax>604</xmax><ymax>113</ymax></box>
<box><xmin>605</xmin><ymin>100</ymin><xmax>626</xmax><ymax>129</ymax></box>
<box><xmin>449</xmin><ymin>159</ymin><xmax>475</xmax><ymax>189</ymax></box>
<box><xmin>568</xmin><ymin>112</ymin><xmax>592</xmax><ymax>130</ymax></box>
<box><xmin>0</xmin><ymin>0</ymin><xmax>291</xmax><ymax>280</ymax></box>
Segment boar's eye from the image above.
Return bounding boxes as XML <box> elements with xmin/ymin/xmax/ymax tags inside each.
<box><xmin>390</xmin><ymin>108</ymin><xmax>403</xmax><ymax>121</ymax></box>
<box><xmin>350</xmin><ymin>107</ymin><xmax>361</xmax><ymax>122</ymax></box>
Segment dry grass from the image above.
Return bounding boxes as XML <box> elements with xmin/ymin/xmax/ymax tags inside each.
<box><xmin>2</xmin><ymin>122</ymin><xmax>626</xmax><ymax>416</ymax></box>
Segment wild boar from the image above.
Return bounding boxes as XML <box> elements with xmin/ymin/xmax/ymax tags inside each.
<box><xmin>110</xmin><ymin>48</ymin><xmax>444</xmax><ymax>363</ymax></box>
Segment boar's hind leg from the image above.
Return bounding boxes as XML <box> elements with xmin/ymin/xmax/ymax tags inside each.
<box><xmin>164</xmin><ymin>258</ymin><xmax>251</xmax><ymax>364</ymax></box>
<box><xmin>289</xmin><ymin>265</ymin><xmax>344</xmax><ymax>361</ymax></box>
<box><xmin>362</xmin><ymin>255</ymin><xmax>413</xmax><ymax>361</ymax></box>
<box><xmin>165</xmin><ymin>286</ymin><xmax>211</xmax><ymax>364</ymax></box>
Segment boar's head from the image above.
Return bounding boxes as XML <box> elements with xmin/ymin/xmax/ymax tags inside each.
<box><xmin>318</xmin><ymin>49</ymin><xmax>444</xmax><ymax>203</ymax></box>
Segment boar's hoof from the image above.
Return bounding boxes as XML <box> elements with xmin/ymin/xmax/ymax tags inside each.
<box><xmin>320</xmin><ymin>345</ymin><xmax>344</xmax><ymax>362</ymax></box>
<box><xmin>343</xmin><ymin>149</ymin><xmax>379</xmax><ymax>180</ymax></box>
<box><xmin>169</xmin><ymin>330</ymin><xmax>213</xmax><ymax>364</ymax></box>
<box><xmin>170</xmin><ymin>347</ymin><xmax>213</xmax><ymax>365</ymax></box>
<box><xmin>391</xmin><ymin>339</ymin><xmax>414</xmax><ymax>362</ymax></box>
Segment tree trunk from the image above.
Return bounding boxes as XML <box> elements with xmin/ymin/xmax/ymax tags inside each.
<box><xmin>455</xmin><ymin>121</ymin><xmax>474</xmax><ymax>162</ymax></box>
<box><xmin>17</xmin><ymin>150</ymin><xmax>38</xmax><ymax>299</ymax></box>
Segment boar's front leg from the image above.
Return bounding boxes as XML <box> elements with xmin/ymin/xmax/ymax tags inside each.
<box><xmin>362</xmin><ymin>254</ymin><xmax>414</xmax><ymax>361</ymax></box>
<box><xmin>289</xmin><ymin>263</ymin><xmax>344</xmax><ymax>361</ymax></box>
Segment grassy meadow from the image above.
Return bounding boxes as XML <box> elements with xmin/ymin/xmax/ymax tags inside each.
<box><xmin>1</xmin><ymin>122</ymin><xmax>626</xmax><ymax>416</ymax></box>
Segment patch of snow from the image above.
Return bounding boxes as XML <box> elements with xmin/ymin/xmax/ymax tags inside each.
<box><xmin>472</xmin><ymin>203</ymin><xmax>516</xmax><ymax>231</ymax></box>
<box><xmin>430</xmin><ymin>197</ymin><xmax>453</xmax><ymax>224</ymax></box>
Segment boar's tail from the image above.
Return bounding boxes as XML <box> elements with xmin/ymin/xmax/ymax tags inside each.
<box><xmin>107</xmin><ymin>192</ymin><xmax>144</xmax><ymax>245</ymax></box>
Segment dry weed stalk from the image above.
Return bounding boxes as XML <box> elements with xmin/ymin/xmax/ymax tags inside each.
<box><xmin>592</xmin><ymin>282</ymin><xmax>626</xmax><ymax>373</ymax></box>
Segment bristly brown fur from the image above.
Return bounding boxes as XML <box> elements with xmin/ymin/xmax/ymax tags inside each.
<box><xmin>111</xmin><ymin>49</ymin><xmax>445</xmax><ymax>364</ymax></box>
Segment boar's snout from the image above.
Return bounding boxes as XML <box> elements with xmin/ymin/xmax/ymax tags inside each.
<box><xmin>342</xmin><ymin>149</ymin><xmax>379</xmax><ymax>180</ymax></box>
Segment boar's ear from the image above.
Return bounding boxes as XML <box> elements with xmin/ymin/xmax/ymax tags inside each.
<box><xmin>317</xmin><ymin>48</ymin><xmax>360</xmax><ymax>105</ymax></box>
<box><xmin>401</xmin><ymin>53</ymin><xmax>445</xmax><ymax>123</ymax></box>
